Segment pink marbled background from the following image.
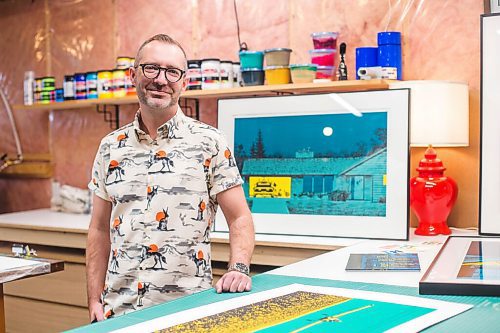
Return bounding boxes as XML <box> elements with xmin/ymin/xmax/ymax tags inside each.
<box><xmin>0</xmin><ymin>0</ymin><xmax>483</xmax><ymax>228</ymax></box>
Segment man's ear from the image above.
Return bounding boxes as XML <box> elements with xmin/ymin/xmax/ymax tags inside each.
<box><xmin>129</xmin><ymin>66</ymin><xmax>136</xmax><ymax>86</ymax></box>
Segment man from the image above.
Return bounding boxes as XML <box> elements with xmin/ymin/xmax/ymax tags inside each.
<box><xmin>86</xmin><ymin>34</ymin><xmax>255</xmax><ymax>321</ymax></box>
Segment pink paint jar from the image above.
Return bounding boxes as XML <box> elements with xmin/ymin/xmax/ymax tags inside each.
<box><xmin>311</xmin><ymin>32</ymin><xmax>339</xmax><ymax>49</ymax></box>
<box><xmin>309</xmin><ymin>49</ymin><xmax>336</xmax><ymax>67</ymax></box>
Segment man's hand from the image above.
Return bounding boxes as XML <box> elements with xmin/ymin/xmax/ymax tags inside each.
<box><xmin>215</xmin><ymin>270</ymin><xmax>252</xmax><ymax>293</ymax></box>
<box><xmin>88</xmin><ymin>300</ymin><xmax>105</xmax><ymax>323</ymax></box>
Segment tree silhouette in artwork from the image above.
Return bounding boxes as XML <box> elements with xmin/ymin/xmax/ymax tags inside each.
<box><xmin>253</xmin><ymin>129</ymin><xmax>266</xmax><ymax>158</ymax></box>
<box><xmin>234</xmin><ymin>144</ymin><xmax>246</xmax><ymax>171</ymax></box>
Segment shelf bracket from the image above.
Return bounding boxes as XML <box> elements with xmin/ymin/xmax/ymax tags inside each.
<box><xmin>179</xmin><ymin>97</ymin><xmax>200</xmax><ymax>120</ymax></box>
<box><xmin>96</xmin><ymin>104</ymin><xmax>120</xmax><ymax>129</ymax></box>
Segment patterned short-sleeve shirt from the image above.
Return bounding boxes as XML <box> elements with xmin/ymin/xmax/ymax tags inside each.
<box><xmin>88</xmin><ymin>107</ymin><xmax>242</xmax><ymax>318</ymax></box>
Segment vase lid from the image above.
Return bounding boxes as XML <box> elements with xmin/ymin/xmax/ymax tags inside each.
<box><xmin>416</xmin><ymin>146</ymin><xmax>446</xmax><ymax>172</ymax></box>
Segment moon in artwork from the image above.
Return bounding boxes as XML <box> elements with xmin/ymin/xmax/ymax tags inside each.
<box><xmin>323</xmin><ymin>126</ymin><xmax>333</xmax><ymax>136</ymax></box>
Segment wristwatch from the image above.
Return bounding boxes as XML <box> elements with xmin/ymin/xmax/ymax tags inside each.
<box><xmin>227</xmin><ymin>262</ymin><xmax>250</xmax><ymax>276</ymax></box>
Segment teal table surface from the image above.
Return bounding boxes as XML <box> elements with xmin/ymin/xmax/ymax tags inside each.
<box><xmin>66</xmin><ymin>274</ymin><xmax>500</xmax><ymax>333</ymax></box>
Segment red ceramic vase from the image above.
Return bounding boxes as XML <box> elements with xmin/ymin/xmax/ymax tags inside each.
<box><xmin>410</xmin><ymin>146</ymin><xmax>458</xmax><ymax>236</ymax></box>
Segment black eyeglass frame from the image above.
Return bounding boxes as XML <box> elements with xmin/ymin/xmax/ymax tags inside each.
<box><xmin>137</xmin><ymin>64</ymin><xmax>186</xmax><ymax>83</ymax></box>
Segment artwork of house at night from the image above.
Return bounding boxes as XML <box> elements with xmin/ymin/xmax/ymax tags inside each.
<box><xmin>233</xmin><ymin>112</ymin><xmax>388</xmax><ymax>217</ymax></box>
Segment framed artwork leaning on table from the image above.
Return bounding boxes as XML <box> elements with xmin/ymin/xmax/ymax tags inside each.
<box><xmin>216</xmin><ymin>89</ymin><xmax>410</xmax><ymax>242</ymax></box>
<box><xmin>419</xmin><ymin>236</ymin><xmax>500</xmax><ymax>297</ymax></box>
<box><xmin>480</xmin><ymin>13</ymin><xmax>500</xmax><ymax>235</ymax></box>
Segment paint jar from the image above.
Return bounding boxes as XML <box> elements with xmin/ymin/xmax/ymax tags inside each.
<box><xmin>264</xmin><ymin>65</ymin><xmax>291</xmax><ymax>85</ymax></box>
<box><xmin>55</xmin><ymin>88</ymin><xmax>64</xmax><ymax>102</ymax></box>
<box><xmin>241</xmin><ymin>68</ymin><xmax>264</xmax><ymax>86</ymax></box>
<box><xmin>86</xmin><ymin>72</ymin><xmax>98</xmax><ymax>99</ymax></box>
<box><xmin>239</xmin><ymin>51</ymin><xmax>264</xmax><ymax>69</ymax></box>
<box><xmin>187</xmin><ymin>60</ymin><xmax>202</xmax><ymax>90</ymax></box>
<box><xmin>23</xmin><ymin>71</ymin><xmax>35</xmax><ymax>105</ymax></box>
<box><xmin>74</xmin><ymin>73</ymin><xmax>87</xmax><ymax>100</ymax></box>
<box><xmin>264</xmin><ymin>48</ymin><xmax>292</xmax><ymax>67</ymax></box>
<box><xmin>116</xmin><ymin>56</ymin><xmax>133</xmax><ymax>69</ymax></box>
<box><xmin>309</xmin><ymin>49</ymin><xmax>336</xmax><ymax>67</ymax></box>
<box><xmin>201</xmin><ymin>58</ymin><xmax>221</xmax><ymax>90</ymax></box>
<box><xmin>232</xmin><ymin>62</ymin><xmax>242</xmax><ymax>87</ymax></box>
<box><xmin>315</xmin><ymin>65</ymin><xmax>335</xmax><ymax>80</ymax></box>
<box><xmin>311</xmin><ymin>32</ymin><xmax>339</xmax><ymax>49</ymax></box>
<box><xmin>112</xmin><ymin>69</ymin><xmax>127</xmax><ymax>98</ymax></box>
<box><xmin>40</xmin><ymin>91</ymin><xmax>50</xmax><ymax>104</ymax></box>
<box><xmin>220</xmin><ymin>60</ymin><xmax>233</xmax><ymax>89</ymax></box>
<box><xmin>41</xmin><ymin>77</ymin><xmax>56</xmax><ymax>91</ymax></box>
<box><xmin>289</xmin><ymin>64</ymin><xmax>317</xmax><ymax>83</ymax></box>
<box><xmin>377</xmin><ymin>31</ymin><xmax>402</xmax><ymax>80</ymax></box>
<box><xmin>97</xmin><ymin>70</ymin><xmax>113</xmax><ymax>99</ymax></box>
<box><xmin>63</xmin><ymin>75</ymin><xmax>75</xmax><ymax>101</ymax></box>
<box><xmin>355</xmin><ymin>47</ymin><xmax>378</xmax><ymax>80</ymax></box>
<box><xmin>34</xmin><ymin>77</ymin><xmax>43</xmax><ymax>104</ymax></box>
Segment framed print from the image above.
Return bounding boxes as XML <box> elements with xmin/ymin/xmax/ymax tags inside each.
<box><xmin>419</xmin><ymin>236</ymin><xmax>500</xmax><ymax>296</ymax></box>
<box><xmin>480</xmin><ymin>13</ymin><xmax>500</xmax><ymax>235</ymax></box>
<box><xmin>484</xmin><ymin>0</ymin><xmax>500</xmax><ymax>13</ymax></box>
<box><xmin>216</xmin><ymin>89</ymin><xmax>410</xmax><ymax>241</ymax></box>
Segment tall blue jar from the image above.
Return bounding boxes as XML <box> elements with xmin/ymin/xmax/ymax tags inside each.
<box><xmin>377</xmin><ymin>31</ymin><xmax>402</xmax><ymax>80</ymax></box>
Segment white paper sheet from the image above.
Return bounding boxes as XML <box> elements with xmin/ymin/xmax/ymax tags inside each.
<box><xmin>112</xmin><ymin>284</ymin><xmax>471</xmax><ymax>333</ymax></box>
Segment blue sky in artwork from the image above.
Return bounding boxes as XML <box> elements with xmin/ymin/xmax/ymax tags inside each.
<box><xmin>234</xmin><ymin>112</ymin><xmax>387</xmax><ymax>158</ymax></box>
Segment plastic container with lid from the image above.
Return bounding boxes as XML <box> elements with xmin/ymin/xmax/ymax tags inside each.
<box><xmin>264</xmin><ymin>48</ymin><xmax>292</xmax><ymax>67</ymax></box>
<box><xmin>377</xmin><ymin>31</ymin><xmax>402</xmax><ymax>80</ymax></box>
<box><xmin>63</xmin><ymin>75</ymin><xmax>75</xmax><ymax>100</ymax></box>
<box><xmin>264</xmin><ymin>65</ymin><xmax>290</xmax><ymax>85</ymax></box>
<box><xmin>116</xmin><ymin>56</ymin><xmax>133</xmax><ymax>69</ymax></box>
<box><xmin>289</xmin><ymin>64</ymin><xmax>317</xmax><ymax>83</ymax></box>
<box><xmin>232</xmin><ymin>62</ymin><xmax>242</xmax><ymax>87</ymax></box>
<box><xmin>187</xmin><ymin>60</ymin><xmax>202</xmax><ymax>90</ymax></box>
<box><xmin>241</xmin><ymin>68</ymin><xmax>265</xmax><ymax>86</ymax></box>
<box><xmin>86</xmin><ymin>72</ymin><xmax>98</xmax><ymax>99</ymax></box>
<box><xmin>220</xmin><ymin>60</ymin><xmax>233</xmax><ymax>89</ymax></box>
<box><xmin>311</xmin><ymin>32</ymin><xmax>339</xmax><ymax>49</ymax></box>
<box><xmin>201</xmin><ymin>58</ymin><xmax>221</xmax><ymax>90</ymax></box>
<box><xmin>112</xmin><ymin>69</ymin><xmax>127</xmax><ymax>98</ymax></box>
<box><xmin>309</xmin><ymin>49</ymin><xmax>336</xmax><ymax>67</ymax></box>
<box><xmin>74</xmin><ymin>73</ymin><xmax>86</xmax><ymax>100</ymax></box>
<box><xmin>315</xmin><ymin>65</ymin><xmax>335</xmax><ymax>80</ymax></box>
<box><xmin>97</xmin><ymin>70</ymin><xmax>113</xmax><ymax>99</ymax></box>
<box><xmin>239</xmin><ymin>51</ymin><xmax>264</xmax><ymax>69</ymax></box>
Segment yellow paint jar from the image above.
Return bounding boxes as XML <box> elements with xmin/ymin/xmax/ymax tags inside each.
<box><xmin>97</xmin><ymin>70</ymin><xmax>113</xmax><ymax>99</ymax></box>
<box><xmin>264</xmin><ymin>66</ymin><xmax>291</xmax><ymax>85</ymax></box>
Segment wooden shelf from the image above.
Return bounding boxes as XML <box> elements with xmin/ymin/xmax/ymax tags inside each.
<box><xmin>0</xmin><ymin>153</ymin><xmax>53</xmax><ymax>179</ymax></box>
<box><xmin>12</xmin><ymin>80</ymin><xmax>391</xmax><ymax>111</ymax></box>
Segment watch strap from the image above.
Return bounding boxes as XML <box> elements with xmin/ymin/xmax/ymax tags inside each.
<box><xmin>227</xmin><ymin>262</ymin><xmax>250</xmax><ymax>275</ymax></box>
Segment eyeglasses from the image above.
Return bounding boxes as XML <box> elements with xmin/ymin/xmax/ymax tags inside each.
<box><xmin>138</xmin><ymin>64</ymin><xmax>185</xmax><ymax>83</ymax></box>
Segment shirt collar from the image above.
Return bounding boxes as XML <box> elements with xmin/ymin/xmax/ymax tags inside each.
<box><xmin>133</xmin><ymin>106</ymin><xmax>186</xmax><ymax>142</ymax></box>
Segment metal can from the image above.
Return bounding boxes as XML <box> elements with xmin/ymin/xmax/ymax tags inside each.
<box><xmin>74</xmin><ymin>73</ymin><xmax>87</xmax><ymax>100</ymax></box>
<box><xmin>112</xmin><ymin>69</ymin><xmax>127</xmax><ymax>98</ymax></box>
<box><xmin>97</xmin><ymin>70</ymin><xmax>113</xmax><ymax>99</ymax></box>
<box><xmin>55</xmin><ymin>88</ymin><xmax>64</xmax><ymax>102</ymax></box>
<box><xmin>187</xmin><ymin>60</ymin><xmax>202</xmax><ymax>90</ymax></box>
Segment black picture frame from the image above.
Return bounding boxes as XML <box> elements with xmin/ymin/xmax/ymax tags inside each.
<box><xmin>419</xmin><ymin>236</ymin><xmax>500</xmax><ymax>297</ymax></box>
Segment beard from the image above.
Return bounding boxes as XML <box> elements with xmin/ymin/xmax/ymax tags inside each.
<box><xmin>137</xmin><ymin>82</ymin><xmax>180</xmax><ymax>110</ymax></box>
